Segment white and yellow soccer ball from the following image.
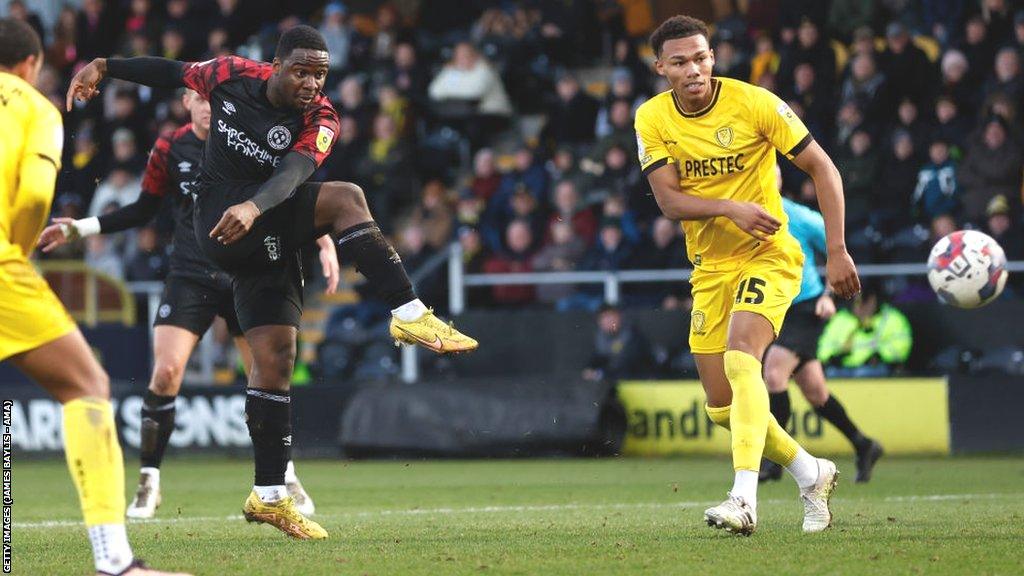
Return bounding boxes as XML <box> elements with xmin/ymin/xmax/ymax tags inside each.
<box><xmin>927</xmin><ymin>230</ymin><xmax>1008</xmax><ymax>309</ymax></box>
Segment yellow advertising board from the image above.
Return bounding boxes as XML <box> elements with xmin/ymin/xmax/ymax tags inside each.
<box><xmin>617</xmin><ymin>379</ymin><xmax>949</xmax><ymax>456</ymax></box>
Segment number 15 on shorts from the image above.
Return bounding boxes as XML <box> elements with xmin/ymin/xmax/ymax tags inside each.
<box><xmin>735</xmin><ymin>277</ymin><xmax>766</xmax><ymax>305</ymax></box>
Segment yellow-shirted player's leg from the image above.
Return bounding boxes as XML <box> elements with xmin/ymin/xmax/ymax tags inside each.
<box><xmin>705</xmin><ymin>401</ymin><xmax>799</xmax><ymax>466</ymax></box>
<box><xmin>63</xmin><ymin>397</ymin><xmax>126</xmax><ymax>526</ymax></box>
<box><xmin>723</xmin><ymin>349</ymin><xmax>769</xmax><ymax>472</ymax></box>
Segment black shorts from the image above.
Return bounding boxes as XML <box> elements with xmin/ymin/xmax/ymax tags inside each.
<box><xmin>194</xmin><ymin>181</ymin><xmax>329</xmax><ymax>331</ymax></box>
<box><xmin>775</xmin><ymin>298</ymin><xmax>824</xmax><ymax>362</ymax></box>
<box><xmin>154</xmin><ymin>274</ymin><xmax>243</xmax><ymax>337</ymax></box>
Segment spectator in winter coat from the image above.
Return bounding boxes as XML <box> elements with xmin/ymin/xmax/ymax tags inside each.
<box><xmin>959</xmin><ymin>116</ymin><xmax>1023</xmax><ymax>225</ymax></box>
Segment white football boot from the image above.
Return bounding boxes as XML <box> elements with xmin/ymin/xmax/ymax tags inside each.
<box><xmin>126</xmin><ymin>470</ymin><xmax>161</xmax><ymax>519</ymax></box>
<box><xmin>801</xmin><ymin>458</ymin><xmax>839</xmax><ymax>533</ymax></box>
<box><xmin>704</xmin><ymin>493</ymin><xmax>757</xmax><ymax>536</ymax></box>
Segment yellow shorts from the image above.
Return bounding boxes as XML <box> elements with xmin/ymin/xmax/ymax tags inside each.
<box><xmin>0</xmin><ymin>259</ymin><xmax>76</xmax><ymax>362</ymax></box>
<box><xmin>688</xmin><ymin>242</ymin><xmax>803</xmax><ymax>354</ymax></box>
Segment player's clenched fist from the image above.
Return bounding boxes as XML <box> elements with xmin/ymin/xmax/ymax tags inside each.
<box><xmin>66</xmin><ymin>58</ymin><xmax>107</xmax><ymax>111</ymax></box>
<box><xmin>826</xmin><ymin>249</ymin><xmax>861</xmax><ymax>299</ymax></box>
<box><xmin>210</xmin><ymin>201</ymin><xmax>261</xmax><ymax>245</ymax></box>
<box><xmin>725</xmin><ymin>201</ymin><xmax>781</xmax><ymax>242</ymax></box>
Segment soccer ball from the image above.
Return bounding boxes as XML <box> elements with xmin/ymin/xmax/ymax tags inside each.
<box><xmin>927</xmin><ymin>230</ymin><xmax>1008</xmax><ymax>308</ymax></box>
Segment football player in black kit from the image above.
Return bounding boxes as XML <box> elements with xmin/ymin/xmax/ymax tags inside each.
<box><xmin>66</xmin><ymin>25</ymin><xmax>478</xmax><ymax>540</ymax></box>
<box><xmin>40</xmin><ymin>88</ymin><xmax>329</xmax><ymax>519</ymax></box>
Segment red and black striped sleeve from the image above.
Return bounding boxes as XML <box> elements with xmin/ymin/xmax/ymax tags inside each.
<box><xmin>291</xmin><ymin>96</ymin><xmax>340</xmax><ymax>168</ymax></box>
<box><xmin>181</xmin><ymin>56</ymin><xmax>271</xmax><ymax>99</ymax></box>
<box><xmin>141</xmin><ymin>132</ymin><xmax>174</xmax><ymax>198</ymax></box>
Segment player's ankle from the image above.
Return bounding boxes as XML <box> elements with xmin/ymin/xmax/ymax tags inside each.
<box><xmin>392</xmin><ymin>299</ymin><xmax>427</xmax><ymax>322</ymax></box>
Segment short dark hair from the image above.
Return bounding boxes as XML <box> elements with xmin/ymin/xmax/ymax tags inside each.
<box><xmin>275</xmin><ymin>25</ymin><xmax>328</xmax><ymax>61</ymax></box>
<box><xmin>0</xmin><ymin>18</ymin><xmax>42</xmax><ymax>68</ymax></box>
<box><xmin>650</xmin><ymin>15</ymin><xmax>709</xmax><ymax>57</ymax></box>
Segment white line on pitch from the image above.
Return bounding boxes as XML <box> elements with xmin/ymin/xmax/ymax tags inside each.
<box><xmin>15</xmin><ymin>493</ymin><xmax>1022</xmax><ymax>529</ymax></box>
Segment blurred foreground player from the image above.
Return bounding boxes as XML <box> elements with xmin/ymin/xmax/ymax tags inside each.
<box><xmin>0</xmin><ymin>18</ymin><xmax>189</xmax><ymax>576</ymax></box>
<box><xmin>760</xmin><ymin>189</ymin><xmax>884</xmax><ymax>484</ymax></box>
<box><xmin>636</xmin><ymin>15</ymin><xmax>860</xmax><ymax>535</ymax></box>
<box><xmin>67</xmin><ymin>25</ymin><xmax>477</xmax><ymax>540</ymax></box>
<box><xmin>40</xmin><ymin>88</ymin><xmax>333</xmax><ymax>518</ymax></box>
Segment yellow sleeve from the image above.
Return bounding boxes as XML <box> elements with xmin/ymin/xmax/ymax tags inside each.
<box><xmin>754</xmin><ymin>87</ymin><xmax>811</xmax><ymax>159</ymax></box>
<box><xmin>9</xmin><ymin>101</ymin><xmax>62</xmax><ymax>249</ymax></box>
<box><xmin>24</xmin><ymin>100</ymin><xmax>63</xmax><ymax>170</ymax></box>
<box><xmin>634</xmin><ymin>104</ymin><xmax>675</xmax><ymax>176</ymax></box>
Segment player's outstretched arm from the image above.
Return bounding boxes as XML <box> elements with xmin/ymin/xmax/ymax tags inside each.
<box><xmin>38</xmin><ymin>192</ymin><xmax>163</xmax><ymax>252</ymax></box>
<box><xmin>790</xmin><ymin>140</ymin><xmax>861</xmax><ymax>299</ymax></box>
<box><xmin>67</xmin><ymin>57</ymin><xmax>186</xmax><ymax>110</ymax></box>
<box><xmin>209</xmin><ymin>152</ymin><xmax>317</xmax><ymax>245</ymax></box>
<box><xmin>646</xmin><ymin>163</ymin><xmax>781</xmax><ymax>241</ymax></box>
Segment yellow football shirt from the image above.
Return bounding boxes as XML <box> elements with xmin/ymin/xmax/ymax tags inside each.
<box><xmin>635</xmin><ymin>76</ymin><xmax>810</xmax><ymax>270</ymax></box>
<box><xmin>0</xmin><ymin>70</ymin><xmax>63</xmax><ymax>265</ymax></box>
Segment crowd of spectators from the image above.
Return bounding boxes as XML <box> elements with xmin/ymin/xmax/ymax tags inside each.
<box><xmin>7</xmin><ymin>0</ymin><xmax>1024</xmax><ymax>311</ymax></box>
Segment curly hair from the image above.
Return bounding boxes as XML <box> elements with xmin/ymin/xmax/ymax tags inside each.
<box><xmin>275</xmin><ymin>25</ymin><xmax>328</xmax><ymax>61</ymax></box>
<box><xmin>649</xmin><ymin>15</ymin><xmax>710</xmax><ymax>57</ymax></box>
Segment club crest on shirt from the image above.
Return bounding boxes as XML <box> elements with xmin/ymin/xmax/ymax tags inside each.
<box><xmin>715</xmin><ymin>126</ymin><xmax>734</xmax><ymax>148</ymax></box>
<box><xmin>267</xmin><ymin>125</ymin><xmax>292</xmax><ymax>150</ymax></box>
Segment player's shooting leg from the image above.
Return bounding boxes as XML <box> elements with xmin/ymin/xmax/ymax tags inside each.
<box><xmin>316</xmin><ymin>181</ymin><xmax>477</xmax><ymax>354</ymax></box>
<box><xmin>10</xmin><ymin>331</ymin><xmax>137</xmax><ymax>573</ymax></box>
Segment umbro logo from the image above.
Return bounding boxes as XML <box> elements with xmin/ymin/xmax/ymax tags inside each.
<box><xmin>222</xmin><ymin>101</ymin><xmax>236</xmax><ymax>115</ymax></box>
<box><xmin>178</xmin><ymin>161</ymin><xmax>192</xmax><ymax>172</ymax></box>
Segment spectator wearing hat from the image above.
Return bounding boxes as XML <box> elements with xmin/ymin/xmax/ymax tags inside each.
<box><xmin>938</xmin><ymin>49</ymin><xmax>977</xmax><ymax>113</ymax></box>
<box><xmin>984</xmin><ymin>195</ymin><xmax>1024</xmax><ymax>263</ymax></box>
<box><xmin>959</xmin><ymin>115</ymin><xmax>1024</xmax><ymax>226</ymax></box>
<box><xmin>880</xmin><ymin>21</ymin><xmax>934</xmax><ymax>110</ymax></box>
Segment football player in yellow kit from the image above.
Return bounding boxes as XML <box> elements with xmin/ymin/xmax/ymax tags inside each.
<box><xmin>0</xmin><ymin>18</ymin><xmax>189</xmax><ymax>575</ymax></box>
<box><xmin>635</xmin><ymin>15</ymin><xmax>860</xmax><ymax>535</ymax></box>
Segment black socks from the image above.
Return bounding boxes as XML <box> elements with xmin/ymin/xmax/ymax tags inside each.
<box><xmin>335</xmin><ymin>222</ymin><xmax>416</xmax><ymax>309</ymax></box>
<box><xmin>769</xmin><ymin>390</ymin><xmax>792</xmax><ymax>431</ymax></box>
<box><xmin>140</xmin><ymin>391</ymin><xmax>176</xmax><ymax>469</ymax></box>
<box><xmin>245</xmin><ymin>388</ymin><xmax>292</xmax><ymax>486</ymax></box>
<box><xmin>815</xmin><ymin>395</ymin><xmax>867</xmax><ymax>448</ymax></box>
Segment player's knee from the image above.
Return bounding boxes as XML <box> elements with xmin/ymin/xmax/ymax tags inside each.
<box><xmin>764</xmin><ymin>369</ymin><xmax>788</xmax><ymax>393</ymax></box>
<box><xmin>151</xmin><ymin>360</ymin><xmax>185</xmax><ymax>395</ymax></box>
<box><xmin>256</xmin><ymin>341</ymin><xmax>295</xmax><ymax>382</ymax></box>
<box><xmin>323</xmin><ymin>181</ymin><xmax>368</xmax><ymax>216</ymax></box>
<box><xmin>803</xmin><ymin>386</ymin><xmax>828</xmax><ymax>407</ymax></box>
<box><xmin>69</xmin><ymin>367</ymin><xmax>110</xmax><ymax>400</ymax></box>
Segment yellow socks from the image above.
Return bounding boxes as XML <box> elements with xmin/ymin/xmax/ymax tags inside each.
<box><xmin>705</xmin><ymin>403</ymin><xmax>799</xmax><ymax>467</ymax></box>
<box><xmin>62</xmin><ymin>397</ymin><xmax>126</xmax><ymax>525</ymax></box>
<box><xmin>723</xmin><ymin>350</ymin><xmax>770</xmax><ymax>471</ymax></box>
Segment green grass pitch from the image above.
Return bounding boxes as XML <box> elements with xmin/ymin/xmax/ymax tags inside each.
<box><xmin>12</xmin><ymin>456</ymin><xmax>1024</xmax><ymax>575</ymax></box>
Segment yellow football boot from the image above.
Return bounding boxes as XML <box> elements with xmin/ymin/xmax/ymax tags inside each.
<box><xmin>389</xmin><ymin>309</ymin><xmax>478</xmax><ymax>354</ymax></box>
<box><xmin>242</xmin><ymin>490</ymin><xmax>328</xmax><ymax>540</ymax></box>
